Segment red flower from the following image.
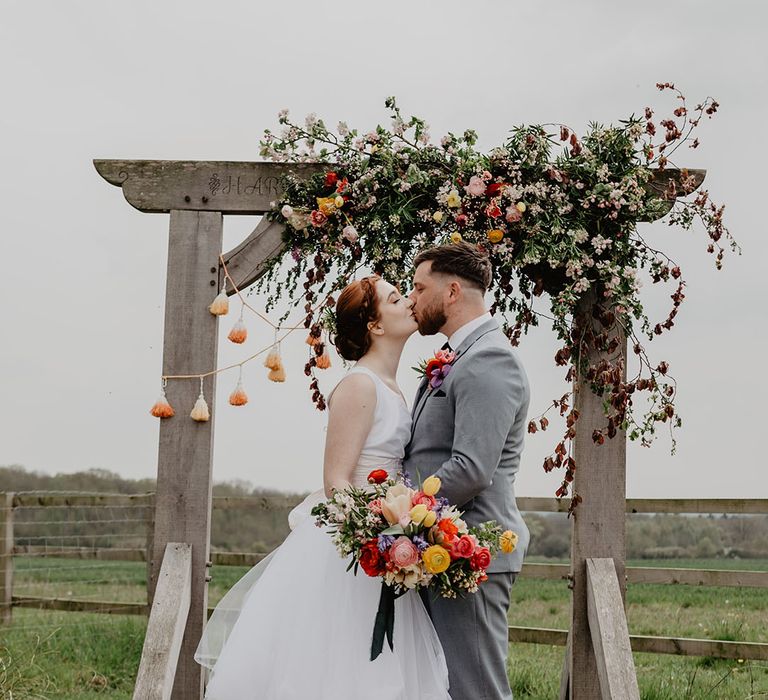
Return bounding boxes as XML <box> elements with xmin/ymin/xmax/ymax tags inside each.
<box><xmin>359</xmin><ymin>539</ymin><xmax>385</xmax><ymax>577</ymax></box>
<box><xmin>486</xmin><ymin>201</ymin><xmax>502</xmax><ymax>219</ymax></box>
<box><xmin>449</xmin><ymin>534</ymin><xmax>476</xmax><ymax>560</ymax></box>
<box><xmin>486</xmin><ymin>183</ymin><xmax>505</xmax><ymax>198</ymax></box>
<box><xmin>335</xmin><ymin>177</ymin><xmax>349</xmax><ymax>193</ymax></box>
<box><xmin>324</xmin><ymin>171</ymin><xmax>338</xmax><ymax>188</ymax></box>
<box><xmin>367</xmin><ymin>469</ymin><xmax>389</xmax><ymax>484</ymax></box>
<box><xmin>470</xmin><ymin>546</ymin><xmax>491</xmax><ymax>571</ymax></box>
<box><xmin>310</xmin><ymin>210</ymin><xmax>328</xmax><ymax>227</ymax></box>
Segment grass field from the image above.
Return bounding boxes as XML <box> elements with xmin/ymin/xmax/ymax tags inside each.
<box><xmin>1</xmin><ymin>557</ymin><xmax>766</xmax><ymax>699</ymax></box>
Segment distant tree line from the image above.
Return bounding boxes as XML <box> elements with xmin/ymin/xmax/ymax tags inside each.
<box><xmin>2</xmin><ymin>465</ymin><xmax>766</xmax><ymax>559</ymax></box>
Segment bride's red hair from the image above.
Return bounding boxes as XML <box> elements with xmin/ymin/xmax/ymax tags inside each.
<box><xmin>333</xmin><ymin>275</ymin><xmax>382</xmax><ymax>361</ymax></box>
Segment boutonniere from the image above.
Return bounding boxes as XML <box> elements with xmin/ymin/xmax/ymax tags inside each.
<box><xmin>414</xmin><ymin>349</ymin><xmax>456</xmax><ymax>390</ymax></box>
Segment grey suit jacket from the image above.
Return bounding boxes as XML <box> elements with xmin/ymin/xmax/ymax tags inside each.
<box><xmin>404</xmin><ymin>318</ymin><xmax>530</xmax><ymax>573</ymax></box>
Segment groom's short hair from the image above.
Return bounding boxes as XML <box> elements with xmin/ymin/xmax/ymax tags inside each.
<box><xmin>413</xmin><ymin>242</ymin><xmax>492</xmax><ymax>292</ymax></box>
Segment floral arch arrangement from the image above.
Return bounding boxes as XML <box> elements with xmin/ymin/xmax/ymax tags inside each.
<box><xmin>255</xmin><ymin>84</ymin><xmax>738</xmax><ymax>499</ymax></box>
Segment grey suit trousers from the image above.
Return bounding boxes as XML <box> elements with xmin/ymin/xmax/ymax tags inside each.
<box><xmin>422</xmin><ymin>572</ymin><xmax>517</xmax><ymax>700</ymax></box>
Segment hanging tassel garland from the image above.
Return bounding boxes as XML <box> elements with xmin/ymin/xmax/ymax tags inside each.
<box><xmin>191</xmin><ymin>377</ymin><xmax>211</xmax><ymax>421</ymax></box>
<box><xmin>316</xmin><ymin>349</ymin><xmax>331</xmax><ymax>369</ymax></box>
<box><xmin>268</xmin><ymin>365</ymin><xmax>286</xmax><ymax>383</ymax></box>
<box><xmin>228</xmin><ymin>316</ymin><xmax>248</xmax><ymax>344</ymax></box>
<box><xmin>209</xmin><ymin>285</ymin><xmax>229</xmax><ymax>316</ymax></box>
<box><xmin>229</xmin><ymin>381</ymin><xmax>249</xmax><ymax>405</ymax></box>
<box><xmin>150</xmin><ymin>380</ymin><xmax>175</xmax><ymax>418</ymax></box>
<box><xmin>229</xmin><ymin>367</ymin><xmax>248</xmax><ymax>405</ymax></box>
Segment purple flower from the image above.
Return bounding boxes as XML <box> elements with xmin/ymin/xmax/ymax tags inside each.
<box><xmin>377</xmin><ymin>534</ymin><xmax>395</xmax><ymax>552</ymax></box>
<box><xmin>429</xmin><ymin>363</ymin><xmax>452</xmax><ymax>389</ymax></box>
<box><xmin>412</xmin><ymin>535</ymin><xmax>430</xmax><ymax>552</ymax></box>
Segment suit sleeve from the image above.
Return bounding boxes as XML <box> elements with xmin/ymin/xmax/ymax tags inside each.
<box><xmin>433</xmin><ymin>346</ymin><xmax>527</xmax><ymax>508</ymax></box>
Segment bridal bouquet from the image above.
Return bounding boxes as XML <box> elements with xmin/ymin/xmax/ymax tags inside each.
<box><xmin>311</xmin><ymin>469</ymin><xmax>517</xmax><ymax>660</ymax></box>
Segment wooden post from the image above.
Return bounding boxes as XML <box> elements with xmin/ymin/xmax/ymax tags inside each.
<box><xmin>586</xmin><ymin>558</ymin><xmax>640</xmax><ymax>699</ymax></box>
<box><xmin>150</xmin><ymin>210</ymin><xmax>222</xmax><ymax>700</ymax></box>
<box><xmin>145</xmin><ymin>494</ymin><xmax>156</xmax><ymax>606</ymax></box>
<box><xmin>134</xmin><ymin>543</ymin><xmax>192</xmax><ymax>700</ymax></box>
<box><xmin>0</xmin><ymin>492</ymin><xmax>14</xmax><ymax>624</ymax></box>
<box><xmin>567</xmin><ymin>290</ymin><xmax>628</xmax><ymax>699</ymax></box>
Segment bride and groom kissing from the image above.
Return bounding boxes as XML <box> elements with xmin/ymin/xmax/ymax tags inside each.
<box><xmin>195</xmin><ymin>241</ymin><xmax>531</xmax><ymax>699</ymax></box>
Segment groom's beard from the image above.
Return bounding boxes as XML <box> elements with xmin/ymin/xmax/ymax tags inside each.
<box><xmin>416</xmin><ymin>301</ymin><xmax>447</xmax><ymax>336</ymax></box>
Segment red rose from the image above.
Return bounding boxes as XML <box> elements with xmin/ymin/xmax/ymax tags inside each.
<box><xmin>486</xmin><ymin>183</ymin><xmax>505</xmax><ymax>198</ymax></box>
<box><xmin>424</xmin><ymin>359</ymin><xmax>442</xmax><ymax>378</ymax></box>
<box><xmin>367</xmin><ymin>469</ymin><xmax>388</xmax><ymax>484</ymax></box>
<box><xmin>470</xmin><ymin>546</ymin><xmax>491</xmax><ymax>571</ymax></box>
<box><xmin>411</xmin><ymin>491</ymin><xmax>436</xmax><ymax>509</ymax></box>
<box><xmin>359</xmin><ymin>539</ymin><xmax>385</xmax><ymax>577</ymax></box>
<box><xmin>455</xmin><ymin>213</ymin><xmax>468</xmax><ymax>227</ymax></box>
<box><xmin>449</xmin><ymin>534</ymin><xmax>476</xmax><ymax>560</ymax></box>
<box><xmin>310</xmin><ymin>210</ymin><xmax>327</xmax><ymax>227</ymax></box>
<box><xmin>324</xmin><ymin>171</ymin><xmax>338</xmax><ymax>188</ymax></box>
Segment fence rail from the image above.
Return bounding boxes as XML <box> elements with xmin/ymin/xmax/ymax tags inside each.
<box><xmin>2</xmin><ymin>491</ymin><xmax>766</xmax><ymax>662</ymax></box>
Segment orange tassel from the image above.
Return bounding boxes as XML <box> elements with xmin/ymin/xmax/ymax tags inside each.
<box><xmin>209</xmin><ymin>286</ymin><xmax>229</xmax><ymax>316</ymax></box>
<box><xmin>268</xmin><ymin>363</ymin><xmax>286</xmax><ymax>383</ymax></box>
<box><xmin>264</xmin><ymin>341</ymin><xmax>282</xmax><ymax>371</ymax></box>
<box><xmin>306</xmin><ymin>332</ymin><xmax>320</xmax><ymax>346</ymax></box>
<box><xmin>228</xmin><ymin>318</ymin><xmax>247</xmax><ymax>344</ymax></box>
<box><xmin>316</xmin><ymin>350</ymin><xmax>331</xmax><ymax>370</ymax></box>
<box><xmin>150</xmin><ymin>384</ymin><xmax>175</xmax><ymax>418</ymax></box>
<box><xmin>229</xmin><ymin>381</ymin><xmax>249</xmax><ymax>406</ymax></box>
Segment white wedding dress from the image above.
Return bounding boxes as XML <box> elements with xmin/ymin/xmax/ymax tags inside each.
<box><xmin>194</xmin><ymin>366</ymin><xmax>450</xmax><ymax>699</ymax></box>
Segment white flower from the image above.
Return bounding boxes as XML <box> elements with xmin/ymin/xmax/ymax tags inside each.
<box><xmin>342</xmin><ymin>225</ymin><xmax>359</xmax><ymax>243</ymax></box>
<box><xmin>305</xmin><ymin>112</ymin><xmax>319</xmax><ymax>129</ymax></box>
<box><xmin>337</xmin><ymin>121</ymin><xmax>349</xmax><ymax>137</ymax></box>
<box><xmin>281</xmin><ymin>204</ymin><xmax>294</xmax><ymax>218</ymax></box>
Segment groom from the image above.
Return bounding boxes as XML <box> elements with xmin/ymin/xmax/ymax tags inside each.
<box><xmin>405</xmin><ymin>242</ymin><xmax>530</xmax><ymax>700</ymax></box>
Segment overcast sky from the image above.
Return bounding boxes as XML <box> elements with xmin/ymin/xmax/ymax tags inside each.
<box><xmin>1</xmin><ymin>0</ymin><xmax>765</xmax><ymax>499</ymax></box>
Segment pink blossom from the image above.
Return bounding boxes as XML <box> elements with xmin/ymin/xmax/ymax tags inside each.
<box><xmin>505</xmin><ymin>206</ymin><xmax>522</xmax><ymax>223</ymax></box>
<box><xmin>464</xmin><ymin>175</ymin><xmax>486</xmax><ymax>197</ymax></box>
<box><xmin>368</xmin><ymin>499</ymin><xmax>383</xmax><ymax>514</ymax></box>
<box><xmin>342</xmin><ymin>225</ymin><xmax>359</xmax><ymax>243</ymax></box>
<box><xmin>390</xmin><ymin>536</ymin><xmax>420</xmax><ymax>568</ymax></box>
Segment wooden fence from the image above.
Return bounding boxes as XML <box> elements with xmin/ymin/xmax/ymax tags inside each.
<box><xmin>2</xmin><ymin>491</ymin><xmax>767</xmax><ymax>662</ymax></box>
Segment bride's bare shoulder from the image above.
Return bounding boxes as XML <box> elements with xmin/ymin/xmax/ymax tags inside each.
<box><xmin>328</xmin><ymin>372</ymin><xmax>377</xmax><ymax>411</ymax></box>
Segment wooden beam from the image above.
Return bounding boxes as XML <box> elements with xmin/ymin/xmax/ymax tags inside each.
<box><xmin>133</xmin><ymin>543</ymin><xmax>192</xmax><ymax>700</ymax></box>
<box><xmin>150</xmin><ymin>209</ymin><xmax>222</xmax><ymax>700</ymax></box>
<box><xmin>641</xmin><ymin>168</ymin><xmax>706</xmax><ymax>221</ymax></box>
<box><xmin>507</xmin><ymin>625</ymin><xmax>768</xmax><ymax>662</ymax></box>
<box><xmin>221</xmin><ymin>217</ymin><xmax>287</xmax><ymax>293</ymax></box>
<box><xmin>1</xmin><ymin>493</ymin><xmax>14</xmax><ymax>624</ymax></box>
<box><xmin>569</xmin><ymin>289</ymin><xmax>629</xmax><ymax>699</ymax></box>
<box><xmin>93</xmin><ymin>160</ymin><xmax>325</xmax><ymax>215</ymax></box>
<box><xmin>586</xmin><ymin>558</ymin><xmax>640</xmax><ymax>699</ymax></box>
<box><xmin>12</xmin><ymin>595</ymin><xmax>148</xmax><ymax>615</ymax></box>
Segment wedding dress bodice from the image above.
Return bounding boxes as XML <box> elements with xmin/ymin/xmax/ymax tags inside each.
<box><xmin>330</xmin><ymin>366</ymin><xmax>412</xmax><ymax>487</ymax></box>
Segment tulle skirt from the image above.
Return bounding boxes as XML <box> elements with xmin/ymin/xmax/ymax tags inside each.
<box><xmin>195</xmin><ymin>490</ymin><xmax>450</xmax><ymax>699</ymax></box>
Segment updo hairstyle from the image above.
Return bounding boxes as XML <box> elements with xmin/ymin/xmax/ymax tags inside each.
<box><xmin>332</xmin><ymin>275</ymin><xmax>381</xmax><ymax>361</ymax></box>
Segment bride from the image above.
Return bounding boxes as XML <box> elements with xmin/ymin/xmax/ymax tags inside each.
<box><xmin>194</xmin><ymin>274</ymin><xmax>451</xmax><ymax>699</ymax></box>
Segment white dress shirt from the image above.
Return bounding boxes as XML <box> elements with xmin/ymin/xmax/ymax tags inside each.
<box><xmin>447</xmin><ymin>311</ymin><xmax>493</xmax><ymax>351</ymax></box>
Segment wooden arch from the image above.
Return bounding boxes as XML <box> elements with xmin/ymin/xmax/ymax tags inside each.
<box><xmin>95</xmin><ymin>157</ymin><xmax>704</xmax><ymax>700</ymax></box>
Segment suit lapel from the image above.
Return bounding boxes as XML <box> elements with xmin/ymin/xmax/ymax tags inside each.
<box><xmin>409</xmin><ymin>318</ymin><xmax>500</xmax><ymax>437</ymax></box>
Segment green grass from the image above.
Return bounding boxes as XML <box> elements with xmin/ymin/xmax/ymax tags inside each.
<box><xmin>1</xmin><ymin>557</ymin><xmax>766</xmax><ymax>698</ymax></box>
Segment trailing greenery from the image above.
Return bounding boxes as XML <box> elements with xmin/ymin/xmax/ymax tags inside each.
<box><xmin>258</xmin><ymin>84</ymin><xmax>739</xmax><ymax>502</ymax></box>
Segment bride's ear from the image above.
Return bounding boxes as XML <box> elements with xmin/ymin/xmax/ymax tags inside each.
<box><xmin>367</xmin><ymin>320</ymin><xmax>384</xmax><ymax>336</ymax></box>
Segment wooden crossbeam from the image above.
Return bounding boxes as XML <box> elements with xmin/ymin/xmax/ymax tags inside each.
<box><xmin>133</xmin><ymin>543</ymin><xmax>192</xmax><ymax>700</ymax></box>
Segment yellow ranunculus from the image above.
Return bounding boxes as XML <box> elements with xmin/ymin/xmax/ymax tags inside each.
<box><xmin>487</xmin><ymin>229</ymin><xmax>504</xmax><ymax>244</ymax></box>
<box><xmin>410</xmin><ymin>504</ymin><xmax>429</xmax><ymax>524</ymax></box>
<box><xmin>422</xmin><ymin>476</ymin><xmax>441</xmax><ymax>497</ymax></box>
<box><xmin>515</xmin><ymin>202</ymin><xmax>527</xmax><ymax>213</ymax></box>
<box><xmin>450</xmin><ymin>232</ymin><xmax>462</xmax><ymax>244</ymax></box>
<box><xmin>316</xmin><ymin>197</ymin><xmax>337</xmax><ymax>216</ymax></box>
<box><xmin>432</xmin><ymin>211</ymin><xmax>444</xmax><ymax>223</ymax></box>
<box><xmin>422</xmin><ymin>510</ymin><xmax>437</xmax><ymax>528</ymax></box>
<box><xmin>423</xmin><ymin>545</ymin><xmax>451</xmax><ymax>574</ymax></box>
<box><xmin>446</xmin><ymin>189</ymin><xmax>462</xmax><ymax>208</ymax></box>
<box><xmin>334</xmin><ymin>195</ymin><xmax>344</xmax><ymax>208</ymax></box>
<box><xmin>500</xmin><ymin>530</ymin><xmax>518</xmax><ymax>554</ymax></box>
